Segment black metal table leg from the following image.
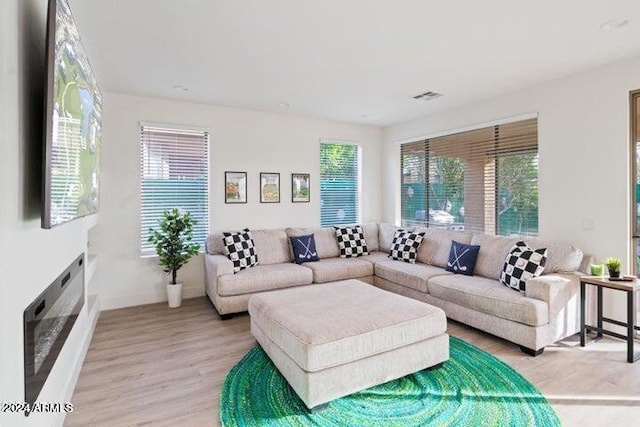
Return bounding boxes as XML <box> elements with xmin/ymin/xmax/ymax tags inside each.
<box><xmin>628</xmin><ymin>290</ymin><xmax>635</xmax><ymax>363</ymax></box>
<box><xmin>597</xmin><ymin>286</ymin><xmax>603</xmax><ymax>338</ymax></box>
<box><xmin>580</xmin><ymin>281</ymin><xmax>586</xmax><ymax>347</ymax></box>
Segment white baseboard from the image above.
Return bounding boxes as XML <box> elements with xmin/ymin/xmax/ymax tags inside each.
<box><xmin>101</xmin><ymin>286</ymin><xmax>206</xmax><ymax>310</ymax></box>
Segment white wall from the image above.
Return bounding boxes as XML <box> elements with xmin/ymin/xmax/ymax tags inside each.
<box><xmin>383</xmin><ymin>56</ymin><xmax>640</xmax><ymax>321</ymax></box>
<box><xmin>0</xmin><ymin>0</ymin><xmax>97</xmax><ymax>425</ymax></box>
<box><xmin>94</xmin><ymin>92</ymin><xmax>382</xmax><ymax>309</ymax></box>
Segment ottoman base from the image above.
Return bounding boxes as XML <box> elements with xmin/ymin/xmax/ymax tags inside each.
<box><xmin>252</xmin><ymin>320</ymin><xmax>449</xmax><ymax>409</ymax></box>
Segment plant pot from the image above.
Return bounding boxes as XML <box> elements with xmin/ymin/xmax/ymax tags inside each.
<box><xmin>609</xmin><ymin>270</ymin><xmax>620</xmax><ymax>279</ymax></box>
<box><xmin>167</xmin><ymin>282</ymin><xmax>183</xmax><ymax>308</ymax></box>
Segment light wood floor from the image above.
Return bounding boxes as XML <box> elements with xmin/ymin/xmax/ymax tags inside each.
<box><xmin>65</xmin><ymin>297</ymin><xmax>640</xmax><ymax>427</ymax></box>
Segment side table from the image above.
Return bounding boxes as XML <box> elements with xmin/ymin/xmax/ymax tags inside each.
<box><xmin>580</xmin><ymin>275</ymin><xmax>640</xmax><ymax>363</ymax></box>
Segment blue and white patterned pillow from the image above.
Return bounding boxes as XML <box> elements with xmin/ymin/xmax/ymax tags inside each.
<box><xmin>222</xmin><ymin>229</ymin><xmax>259</xmax><ymax>273</ymax></box>
<box><xmin>446</xmin><ymin>240</ymin><xmax>481</xmax><ymax>276</ymax></box>
<box><xmin>290</xmin><ymin>234</ymin><xmax>319</xmax><ymax>264</ymax></box>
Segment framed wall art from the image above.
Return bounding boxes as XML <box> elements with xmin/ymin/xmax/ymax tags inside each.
<box><xmin>225</xmin><ymin>171</ymin><xmax>247</xmax><ymax>204</ymax></box>
<box><xmin>260</xmin><ymin>172</ymin><xmax>280</xmax><ymax>203</ymax></box>
<box><xmin>291</xmin><ymin>173</ymin><xmax>310</xmax><ymax>203</ymax></box>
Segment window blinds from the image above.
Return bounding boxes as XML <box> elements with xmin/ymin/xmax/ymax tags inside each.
<box><xmin>140</xmin><ymin>125</ymin><xmax>209</xmax><ymax>255</ymax></box>
<box><xmin>400</xmin><ymin>118</ymin><xmax>538</xmax><ymax>236</ymax></box>
<box><xmin>320</xmin><ymin>142</ymin><xmax>361</xmax><ymax>227</ymax></box>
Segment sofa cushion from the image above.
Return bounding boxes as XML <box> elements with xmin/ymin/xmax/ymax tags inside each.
<box><xmin>217</xmin><ymin>263</ymin><xmax>313</xmax><ymax>296</ymax></box>
<box><xmin>248</xmin><ymin>279</ymin><xmax>447</xmax><ymax>372</ymax></box>
<box><xmin>304</xmin><ymin>258</ymin><xmax>373</xmax><ymax>283</ymax></box>
<box><xmin>389</xmin><ymin>230</ymin><xmax>425</xmax><ymax>264</ymax></box>
<box><xmin>223</xmin><ymin>229</ymin><xmax>259</xmax><ymax>273</ymax></box>
<box><xmin>375</xmin><ymin>260</ymin><xmax>450</xmax><ymax>293</ymax></box>
<box><xmin>334</xmin><ymin>225</ymin><xmax>369</xmax><ymax>258</ymax></box>
<box><xmin>289</xmin><ymin>234</ymin><xmax>319</xmax><ymax>264</ymax></box>
<box><xmin>500</xmin><ymin>241</ymin><xmax>547</xmax><ymax>292</ymax></box>
<box><xmin>414</xmin><ymin>227</ymin><xmax>473</xmax><ymax>268</ymax></box>
<box><xmin>428</xmin><ymin>274</ymin><xmax>548</xmax><ymax>327</ymax></box>
<box><xmin>470</xmin><ymin>234</ymin><xmax>519</xmax><ymax>280</ymax></box>
<box><xmin>359</xmin><ymin>251</ymin><xmax>392</xmax><ymax>266</ymax></box>
<box><xmin>286</xmin><ymin>227</ymin><xmax>340</xmax><ymax>258</ymax></box>
<box><xmin>252</xmin><ymin>228</ymin><xmax>292</xmax><ymax>265</ymax></box>
<box><xmin>360</xmin><ymin>223</ymin><xmax>380</xmax><ymax>252</ymax></box>
<box><xmin>445</xmin><ymin>240</ymin><xmax>480</xmax><ymax>276</ymax></box>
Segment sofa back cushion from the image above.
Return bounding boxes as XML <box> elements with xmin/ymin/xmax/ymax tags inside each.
<box><xmin>521</xmin><ymin>238</ymin><xmax>583</xmax><ymax>274</ymax></box>
<box><xmin>286</xmin><ymin>227</ymin><xmax>340</xmax><ymax>258</ymax></box>
<box><xmin>470</xmin><ymin>234</ymin><xmax>519</xmax><ymax>280</ymax></box>
<box><xmin>360</xmin><ymin>223</ymin><xmax>380</xmax><ymax>252</ymax></box>
<box><xmin>379</xmin><ymin>223</ymin><xmax>408</xmax><ymax>252</ymax></box>
<box><xmin>413</xmin><ymin>227</ymin><xmax>473</xmax><ymax>268</ymax></box>
<box><xmin>251</xmin><ymin>229</ymin><xmax>292</xmax><ymax>265</ymax></box>
<box><xmin>207</xmin><ymin>229</ymin><xmax>291</xmax><ymax>265</ymax></box>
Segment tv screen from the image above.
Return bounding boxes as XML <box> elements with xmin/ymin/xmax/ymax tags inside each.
<box><xmin>42</xmin><ymin>0</ymin><xmax>102</xmax><ymax>229</ymax></box>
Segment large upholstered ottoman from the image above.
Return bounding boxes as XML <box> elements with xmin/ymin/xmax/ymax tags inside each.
<box><xmin>248</xmin><ymin>279</ymin><xmax>449</xmax><ymax>409</ymax></box>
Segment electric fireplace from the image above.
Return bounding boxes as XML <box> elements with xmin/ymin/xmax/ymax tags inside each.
<box><xmin>24</xmin><ymin>253</ymin><xmax>84</xmax><ymax>408</ymax></box>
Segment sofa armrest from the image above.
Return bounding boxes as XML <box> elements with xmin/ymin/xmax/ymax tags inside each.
<box><xmin>204</xmin><ymin>254</ymin><xmax>234</xmax><ymax>297</ymax></box>
<box><xmin>525</xmin><ymin>273</ymin><xmax>580</xmax><ymax>318</ymax></box>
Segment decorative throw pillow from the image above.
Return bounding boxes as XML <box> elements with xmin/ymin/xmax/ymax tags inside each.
<box><xmin>388</xmin><ymin>230</ymin><xmax>425</xmax><ymax>264</ymax></box>
<box><xmin>222</xmin><ymin>228</ymin><xmax>259</xmax><ymax>273</ymax></box>
<box><xmin>289</xmin><ymin>234</ymin><xmax>319</xmax><ymax>264</ymax></box>
<box><xmin>333</xmin><ymin>226</ymin><xmax>369</xmax><ymax>258</ymax></box>
<box><xmin>446</xmin><ymin>240</ymin><xmax>481</xmax><ymax>276</ymax></box>
<box><xmin>500</xmin><ymin>241</ymin><xmax>547</xmax><ymax>292</ymax></box>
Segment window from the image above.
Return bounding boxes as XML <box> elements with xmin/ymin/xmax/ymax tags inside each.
<box><xmin>140</xmin><ymin>125</ymin><xmax>209</xmax><ymax>255</ymax></box>
<box><xmin>631</xmin><ymin>90</ymin><xmax>640</xmax><ymax>276</ymax></box>
<box><xmin>400</xmin><ymin>118</ymin><xmax>538</xmax><ymax>236</ymax></box>
<box><xmin>320</xmin><ymin>141</ymin><xmax>361</xmax><ymax>227</ymax></box>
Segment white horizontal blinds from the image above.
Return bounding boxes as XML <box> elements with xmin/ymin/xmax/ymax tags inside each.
<box><xmin>140</xmin><ymin>125</ymin><xmax>209</xmax><ymax>255</ymax></box>
<box><xmin>495</xmin><ymin>119</ymin><xmax>538</xmax><ymax>236</ymax></box>
<box><xmin>400</xmin><ymin>140</ymin><xmax>427</xmax><ymax>227</ymax></box>
<box><xmin>399</xmin><ymin>118</ymin><xmax>538</xmax><ymax>236</ymax></box>
<box><xmin>320</xmin><ymin>142</ymin><xmax>361</xmax><ymax>227</ymax></box>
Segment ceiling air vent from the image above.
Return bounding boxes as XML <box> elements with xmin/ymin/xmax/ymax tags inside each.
<box><xmin>413</xmin><ymin>91</ymin><xmax>443</xmax><ymax>101</ymax></box>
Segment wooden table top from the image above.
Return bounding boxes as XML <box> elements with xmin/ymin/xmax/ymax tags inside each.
<box><xmin>580</xmin><ymin>275</ymin><xmax>640</xmax><ymax>291</ymax></box>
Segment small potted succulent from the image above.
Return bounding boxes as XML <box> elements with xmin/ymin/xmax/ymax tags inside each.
<box><xmin>148</xmin><ymin>208</ymin><xmax>201</xmax><ymax>308</ymax></box>
<box><xmin>605</xmin><ymin>257</ymin><xmax>621</xmax><ymax>279</ymax></box>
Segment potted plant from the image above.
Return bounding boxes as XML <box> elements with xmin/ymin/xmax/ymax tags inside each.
<box><xmin>605</xmin><ymin>257</ymin><xmax>621</xmax><ymax>279</ymax></box>
<box><xmin>148</xmin><ymin>208</ymin><xmax>201</xmax><ymax>308</ymax></box>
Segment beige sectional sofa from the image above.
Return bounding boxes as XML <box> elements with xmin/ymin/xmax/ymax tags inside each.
<box><xmin>204</xmin><ymin>223</ymin><xmax>585</xmax><ymax>355</ymax></box>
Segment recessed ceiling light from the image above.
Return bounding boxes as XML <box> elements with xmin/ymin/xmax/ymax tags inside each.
<box><xmin>600</xmin><ymin>19</ymin><xmax>630</xmax><ymax>31</ymax></box>
<box><xmin>278</xmin><ymin>102</ymin><xmax>291</xmax><ymax>107</ymax></box>
<box><xmin>173</xmin><ymin>85</ymin><xmax>189</xmax><ymax>92</ymax></box>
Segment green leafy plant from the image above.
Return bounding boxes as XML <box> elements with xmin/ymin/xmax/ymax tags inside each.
<box><xmin>605</xmin><ymin>257</ymin><xmax>621</xmax><ymax>273</ymax></box>
<box><xmin>148</xmin><ymin>208</ymin><xmax>201</xmax><ymax>285</ymax></box>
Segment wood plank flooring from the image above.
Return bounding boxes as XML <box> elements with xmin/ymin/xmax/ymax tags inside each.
<box><xmin>65</xmin><ymin>297</ymin><xmax>640</xmax><ymax>427</ymax></box>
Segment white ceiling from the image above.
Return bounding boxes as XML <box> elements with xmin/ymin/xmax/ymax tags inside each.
<box><xmin>69</xmin><ymin>0</ymin><xmax>640</xmax><ymax>126</ymax></box>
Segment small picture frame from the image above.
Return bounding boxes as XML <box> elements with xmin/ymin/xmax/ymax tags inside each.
<box><xmin>225</xmin><ymin>171</ymin><xmax>247</xmax><ymax>204</ymax></box>
<box><xmin>291</xmin><ymin>173</ymin><xmax>310</xmax><ymax>203</ymax></box>
<box><xmin>260</xmin><ymin>172</ymin><xmax>280</xmax><ymax>203</ymax></box>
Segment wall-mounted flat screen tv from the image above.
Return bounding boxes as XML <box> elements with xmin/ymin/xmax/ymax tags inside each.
<box><xmin>42</xmin><ymin>0</ymin><xmax>102</xmax><ymax>229</ymax></box>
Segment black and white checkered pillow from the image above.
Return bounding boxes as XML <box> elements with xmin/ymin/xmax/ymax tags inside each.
<box><xmin>500</xmin><ymin>241</ymin><xmax>547</xmax><ymax>292</ymax></box>
<box><xmin>388</xmin><ymin>230</ymin><xmax>425</xmax><ymax>264</ymax></box>
<box><xmin>222</xmin><ymin>229</ymin><xmax>259</xmax><ymax>273</ymax></box>
<box><xmin>333</xmin><ymin>226</ymin><xmax>369</xmax><ymax>258</ymax></box>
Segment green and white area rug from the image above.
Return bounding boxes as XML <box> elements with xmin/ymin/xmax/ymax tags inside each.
<box><xmin>220</xmin><ymin>336</ymin><xmax>560</xmax><ymax>426</ymax></box>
